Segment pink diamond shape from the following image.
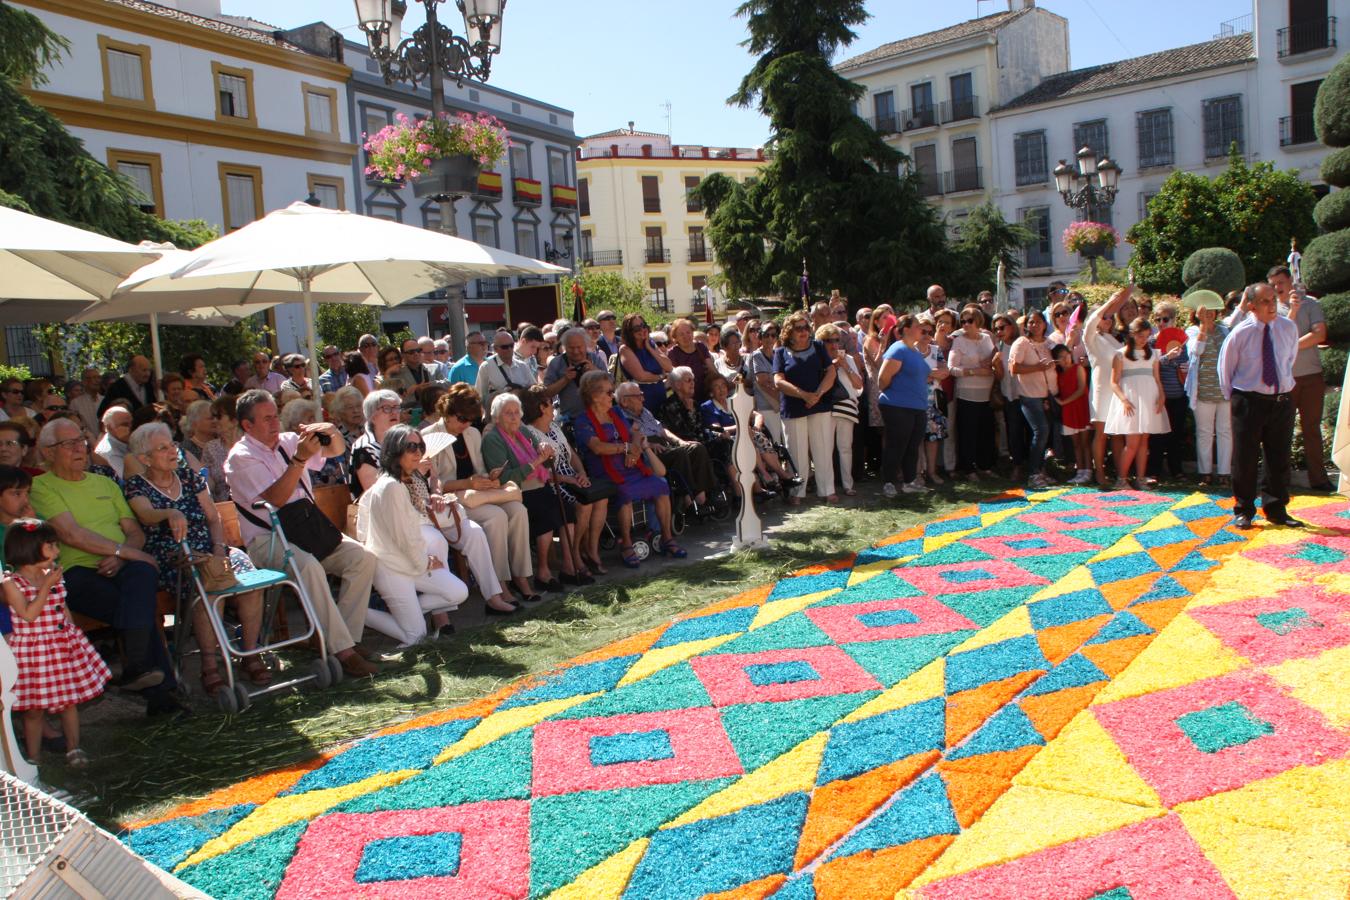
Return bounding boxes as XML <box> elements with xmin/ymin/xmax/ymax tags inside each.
<box><xmin>1067</xmin><ymin>490</ymin><xmax>1176</xmax><ymax>510</ymax></box>
<box><xmin>689</xmin><ymin>645</ymin><xmax>883</xmax><ymax>707</ymax></box>
<box><xmin>1021</xmin><ymin>507</ymin><xmax>1142</xmax><ymax>532</ymax></box>
<box><xmin>805</xmin><ymin>595</ymin><xmax>977</xmax><ymax>644</ymax></box>
<box><xmin>1246</xmin><ymin>533</ymin><xmax>1350</xmax><ymax>571</ymax></box>
<box><xmin>916</xmin><ymin>816</ymin><xmax>1235</xmax><ymax>900</ymax></box>
<box><xmin>276</xmin><ymin>801</ymin><xmax>529</xmax><ymax>899</ymax></box>
<box><xmin>532</xmin><ymin>707</ymin><xmax>742</xmax><ymax>796</ymax></box>
<box><xmin>1188</xmin><ymin>586</ymin><xmax>1350</xmax><ymax>666</ymax></box>
<box><xmin>1093</xmin><ymin>670</ymin><xmax>1350</xmax><ymax>806</ymax></box>
<box><xmin>966</xmin><ymin>530</ymin><xmax>1100</xmax><ymax>560</ymax></box>
<box><xmin>892</xmin><ymin>558</ymin><xmax>1049</xmax><ymax>597</ymax></box>
<box><xmin>1286</xmin><ymin>499</ymin><xmax>1350</xmax><ymax>530</ymax></box>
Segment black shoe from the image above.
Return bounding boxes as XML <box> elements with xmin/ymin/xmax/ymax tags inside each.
<box><xmin>539</xmin><ymin>578</ymin><xmax>563</xmax><ymax>592</ymax></box>
<box><xmin>485</xmin><ymin>603</ymin><xmax>517</xmax><ymax>616</ymax></box>
<box><xmin>116</xmin><ymin>668</ymin><xmax>166</xmax><ymax>693</ymax></box>
<box><xmin>435</xmin><ymin>624</ymin><xmax>456</xmax><ymax>640</ymax></box>
<box><xmin>559</xmin><ymin>572</ymin><xmax>592</xmax><ymax>587</ymax></box>
<box><xmin>1308</xmin><ymin>482</ymin><xmax>1335</xmax><ymax>493</ymax></box>
<box><xmin>146</xmin><ymin>694</ymin><xmax>192</xmax><ymax>720</ymax></box>
<box><xmin>1268</xmin><ymin>516</ymin><xmax>1306</xmax><ymax>528</ymax></box>
<box><xmin>1234</xmin><ymin>515</ymin><xmax>1254</xmax><ymax>530</ymax></box>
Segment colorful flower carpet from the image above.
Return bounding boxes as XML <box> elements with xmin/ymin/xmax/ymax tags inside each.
<box><xmin>121</xmin><ymin>487</ymin><xmax>1350</xmax><ymax>899</ymax></box>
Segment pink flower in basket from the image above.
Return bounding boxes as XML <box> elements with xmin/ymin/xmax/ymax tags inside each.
<box><xmin>1062</xmin><ymin>221</ymin><xmax>1120</xmax><ymax>255</ymax></box>
<box><xmin>363</xmin><ymin>112</ymin><xmax>510</xmax><ymax>183</ymax></box>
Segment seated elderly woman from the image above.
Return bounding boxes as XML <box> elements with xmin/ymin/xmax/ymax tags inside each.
<box><xmin>424</xmin><ymin>384</ymin><xmax>533</xmax><ymax>611</ymax></box>
<box><xmin>356</xmin><ymin>424</ymin><xmax>467</xmax><ymax>645</ymax></box>
<box><xmin>614</xmin><ymin>380</ymin><xmax>716</xmax><ymax>509</ymax></box>
<box><xmin>520</xmin><ymin>384</ymin><xmax>612</xmax><ymax>583</ymax></box>
<box><xmin>124</xmin><ymin>422</ymin><xmax>269</xmax><ymax>695</ymax></box>
<box><xmin>574</xmin><ymin>370</ymin><xmax>684</xmax><ymax>567</ymax></box>
<box><xmin>200</xmin><ymin>393</ymin><xmax>239</xmax><ymax>501</ymax></box>
<box><xmin>480</xmin><ymin>392</ymin><xmax>567</xmax><ymax>591</ymax></box>
<box><xmin>327</xmin><ymin>384</ymin><xmax>365</xmax><ymax>447</ymax></box>
<box><xmin>180</xmin><ymin>399</ymin><xmax>216</xmax><ymax>466</ymax></box>
<box><xmin>281</xmin><ymin>399</ymin><xmax>346</xmax><ymax>488</ymax></box>
<box><xmin>349</xmin><ymin>389</ymin><xmax>403</xmax><ymax>498</ymax></box>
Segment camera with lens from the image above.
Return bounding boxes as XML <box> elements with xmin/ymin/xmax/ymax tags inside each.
<box><xmin>572</xmin><ymin>363</ymin><xmax>587</xmax><ymax>380</ymax></box>
<box><xmin>315</xmin><ymin>433</ymin><xmax>332</xmax><ymax>447</ymax></box>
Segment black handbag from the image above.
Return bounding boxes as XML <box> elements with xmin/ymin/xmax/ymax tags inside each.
<box><xmin>236</xmin><ymin>447</ymin><xmax>344</xmax><ymax>560</ymax></box>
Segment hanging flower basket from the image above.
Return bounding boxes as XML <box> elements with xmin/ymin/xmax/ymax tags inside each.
<box><xmin>413</xmin><ymin>155</ymin><xmax>482</xmax><ymax>200</ymax></box>
<box><xmin>1062</xmin><ymin>221</ymin><xmax>1120</xmax><ymax>257</ymax></box>
<box><xmin>363</xmin><ymin>111</ymin><xmax>510</xmax><ymax>187</ymax></box>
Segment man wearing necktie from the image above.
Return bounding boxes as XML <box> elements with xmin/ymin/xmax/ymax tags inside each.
<box><xmin>1218</xmin><ymin>283</ymin><xmax>1302</xmax><ymax>529</ymax></box>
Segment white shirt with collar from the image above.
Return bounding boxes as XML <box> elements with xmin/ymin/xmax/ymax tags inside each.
<box><xmin>223</xmin><ymin>432</ymin><xmax>326</xmax><ymax>544</ymax></box>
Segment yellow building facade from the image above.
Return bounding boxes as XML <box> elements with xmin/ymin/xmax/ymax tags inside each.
<box><xmin>576</xmin><ymin>127</ymin><xmax>765</xmax><ymax>316</ymax></box>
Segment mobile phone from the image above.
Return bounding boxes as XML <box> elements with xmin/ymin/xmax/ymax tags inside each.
<box><xmin>489</xmin><ymin>464</ymin><xmax>505</xmax><ymax>479</ymax></box>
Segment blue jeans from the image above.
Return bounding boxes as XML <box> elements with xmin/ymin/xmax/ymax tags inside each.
<box><xmin>64</xmin><ymin>560</ymin><xmax>176</xmax><ymax>690</ymax></box>
<box><xmin>1019</xmin><ymin>397</ymin><xmax>1050</xmax><ymax>477</ymax></box>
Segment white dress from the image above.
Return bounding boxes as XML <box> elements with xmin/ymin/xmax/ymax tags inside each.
<box><xmin>1103</xmin><ymin>350</ymin><xmax>1168</xmax><ymax>435</ymax></box>
<box><xmin>1083</xmin><ymin>303</ymin><xmax>1123</xmax><ymax>422</ymax></box>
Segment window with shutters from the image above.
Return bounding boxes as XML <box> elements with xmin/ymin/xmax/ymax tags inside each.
<box><xmin>645</xmin><ymin>226</ymin><xmax>666</xmax><ymax>263</ymax></box>
<box><xmin>685</xmin><ymin>176</ymin><xmax>702</xmax><ymax>212</ymax></box>
<box><xmin>98</xmin><ymin>37</ymin><xmax>153</xmax><ymax>108</ymax></box>
<box><xmin>910</xmin><ymin>82</ymin><xmax>935</xmax><ymax>127</ymax></box>
<box><xmin>212</xmin><ymin>62</ymin><xmax>256</xmax><ymax>126</ymax></box>
<box><xmin>108</xmin><ymin>150</ymin><xmax>163</xmax><ymax>215</ymax></box>
<box><xmin>1136</xmin><ymin>108</ymin><xmax>1174</xmax><ymax>168</ymax></box>
<box><xmin>510</xmin><ymin>143</ymin><xmax>531</xmax><ymax>179</ymax></box>
<box><xmin>578</xmin><ymin>178</ymin><xmax>590</xmax><ymax>216</ymax></box>
<box><xmin>650</xmin><ymin>277</ymin><xmax>668</xmax><ymax>309</ymax></box>
<box><xmin>1014</xmin><ymin>131</ymin><xmax>1048</xmax><ymax>186</ymax></box>
<box><xmin>515</xmin><ymin>221</ymin><xmax>537</xmax><ymax>258</ymax></box>
<box><xmin>306</xmin><ymin>174</ymin><xmax>344</xmax><ymax>210</ymax></box>
<box><xmin>548</xmin><ymin>151</ymin><xmax>569</xmax><ymax>188</ymax></box>
<box><xmin>912</xmin><ymin>144</ymin><xmax>940</xmax><ymax>197</ymax></box>
<box><xmin>1138</xmin><ymin>190</ymin><xmax>1159</xmax><ymax>221</ymax></box>
<box><xmin>1020</xmin><ymin>206</ymin><xmax>1052</xmax><ymax>269</ymax></box>
<box><xmin>1203</xmin><ymin>95</ymin><xmax>1244</xmax><ymax>158</ymax></box>
<box><xmin>302</xmin><ymin>84</ymin><xmax>338</xmax><ymax>137</ymax></box>
<box><xmin>217</xmin><ymin>164</ymin><xmax>263</xmax><ymax>231</ymax></box>
<box><xmin>688</xmin><ymin>226</ymin><xmax>707</xmax><ymax>263</ymax></box>
<box><xmin>1072</xmin><ymin>119</ymin><xmax>1109</xmax><ymax>158</ymax></box>
<box><xmin>641</xmin><ymin>175</ymin><xmax>661</xmax><ymax>213</ymax></box>
<box><xmin>872</xmin><ymin>90</ymin><xmax>896</xmax><ymax>132</ymax></box>
<box><xmin>473</xmin><ymin>217</ymin><xmax>498</xmax><ymax>247</ymax></box>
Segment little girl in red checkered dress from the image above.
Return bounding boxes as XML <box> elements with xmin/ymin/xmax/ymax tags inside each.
<box><xmin>2</xmin><ymin>519</ymin><xmax>110</xmax><ymax>768</ymax></box>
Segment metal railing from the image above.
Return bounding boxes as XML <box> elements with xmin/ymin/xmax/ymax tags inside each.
<box><xmin>868</xmin><ymin>113</ymin><xmax>899</xmax><ymax>134</ymax></box>
<box><xmin>473</xmin><ymin>278</ymin><xmax>507</xmax><ymax>299</ymax></box>
<box><xmin>941</xmin><ymin>96</ymin><xmax>981</xmax><ymax>123</ymax></box>
<box><xmin>902</xmin><ymin>106</ymin><xmax>938</xmax><ymax>130</ymax></box>
<box><xmin>687</xmin><ymin>241</ymin><xmax>708</xmax><ymax>263</ymax></box>
<box><xmin>1279</xmin><ymin>113</ymin><xmax>1319</xmax><ymax>147</ymax></box>
<box><xmin>942</xmin><ymin>167</ymin><xmax>983</xmax><ymax>193</ymax></box>
<box><xmin>1277</xmin><ymin>17</ymin><xmax>1337</xmax><ymax>57</ymax></box>
<box><xmin>1215</xmin><ymin>13</ymin><xmax>1253</xmax><ymax>37</ymax></box>
<box><xmin>645</xmin><ymin>247</ymin><xmax>671</xmax><ymax>264</ymax></box>
<box><xmin>581</xmin><ymin>249</ymin><xmax>622</xmax><ymax>267</ymax></box>
<box><xmin>917</xmin><ymin>171</ymin><xmax>942</xmax><ymax>198</ymax></box>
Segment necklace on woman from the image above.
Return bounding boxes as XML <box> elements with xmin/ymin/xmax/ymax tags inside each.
<box><xmin>147</xmin><ymin>468</ymin><xmax>179</xmax><ymax>495</ymax></box>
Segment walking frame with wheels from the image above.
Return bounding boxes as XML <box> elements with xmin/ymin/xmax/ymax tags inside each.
<box><xmin>171</xmin><ymin>500</ymin><xmax>340</xmax><ymax>713</ymax></box>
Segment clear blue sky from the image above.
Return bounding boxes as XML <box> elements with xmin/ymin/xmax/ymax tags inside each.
<box><xmin>225</xmin><ymin>0</ymin><xmax>1252</xmax><ymax>145</ymax></box>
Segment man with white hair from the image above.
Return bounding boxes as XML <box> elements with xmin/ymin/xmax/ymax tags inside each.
<box><xmin>98</xmin><ymin>355</ymin><xmax>153</xmax><ymax>417</ymax></box>
<box><xmin>543</xmin><ymin>327</ymin><xmax>601</xmax><ymax>420</ymax></box>
<box><xmin>432</xmin><ymin>338</ymin><xmax>452</xmax><ymax>380</ymax></box>
<box><xmin>226</xmin><ymin>389</ymin><xmax>380</xmax><ymax>678</ymax></box>
<box><xmin>418</xmin><ymin>336</ymin><xmax>449</xmax><ymax>382</ymax></box>
<box><xmin>95</xmin><ymin>405</ymin><xmax>133</xmax><ymax>478</ymax></box>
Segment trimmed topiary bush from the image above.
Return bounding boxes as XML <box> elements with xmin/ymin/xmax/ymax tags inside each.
<box><xmin>1315</xmin><ymin>52</ymin><xmax>1350</xmax><ymax>148</ymax></box>
<box><xmin>1315</xmin><ymin>190</ymin><xmax>1350</xmax><ymax>232</ymax></box>
<box><xmin>1321</xmin><ymin>292</ymin><xmax>1350</xmax><ymax>344</ymax></box>
<box><xmin>1322</xmin><ymin>346</ymin><xmax>1347</xmax><ymax>387</ymax></box>
<box><xmin>1324</xmin><ymin>147</ymin><xmax>1350</xmax><ymax>188</ymax></box>
<box><xmin>1181</xmin><ymin>247</ymin><xmax>1246</xmax><ymax>296</ymax></box>
<box><xmin>1304</xmin><ymin>231</ymin><xmax>1350</xmax><ymax>296</ymax></box>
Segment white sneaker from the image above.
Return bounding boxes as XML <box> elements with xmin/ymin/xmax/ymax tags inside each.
<box><xmin>883</xmin><ymin>482</ymin><xmax>898</xmax><ymax>499</ymax></box>
<box><xmin>902</xmin><ymin>480</ymin><xmax>929</xmax><ymax>494</ymax></box>
<box><xmin>1069</xmin><ymin>470</ymin><xmax>1092</xmax><ymax>484</ymax></box>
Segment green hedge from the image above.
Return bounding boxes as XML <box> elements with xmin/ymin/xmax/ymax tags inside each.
<box><xmin>1315</xmin><ymin>52</ymin><xmax>1350</xmax><ymax>148</ymax></box>
<box><xmin>1304</xmin><ymin>231</ymin><xmax>1350</xmax><ymax>296</ymax></box>
<box><xmin>1323</xmin><ymin>292</ymin><xmax>1350</xmax><ymax>344</ymax></box>
<box><xmin>1181</xmin><ymin>247</ymin><xmax>1246</xmax><ymax>296</ymax></box>
<box><xmin>1315</xmin><ymin>190</ymin><xmax>1350</xmax><ymax>232</ymax></box>
<box><xmin>1322</xmin><ymin>345</ymin><xmax>1347</xmax><ymax>386</ymax></box>
<box><xmin>1323</xmin><ymin>147</ymin><xmax>1350</xmax><ymax>189</ymax></box>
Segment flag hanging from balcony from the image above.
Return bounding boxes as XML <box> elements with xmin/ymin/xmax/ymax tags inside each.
<box><xmin>571</xmin><ymin>280</ymin><xmax>586</xmax><ymax>323</ymax></box>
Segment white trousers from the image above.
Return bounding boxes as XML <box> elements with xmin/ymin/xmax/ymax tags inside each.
<box><xmin>758</xmin><ymin>408</ymin><xmax>784</xmax><ymax>445</ymax></box>
<box><xmin>440</xmin><ymin>514</ymin><xmax>504</xmax><ymax>598</ymax></box>
<box><xmin>783</xmin><ymin>412</ymin><xmax>835</xmax><ymax>498</ymax></box>
<box><xmin>830</xmin><ymin>416</ymin><xmax>855</xmax><ymax>491</ymax></box>
<box><xmin>1193</xmin><ymin>399</ymin><xmax>1233</xmax><ymax>475</ymax></box>
<box><xmin>465</xmin><ymin>500</ymin><xmax>532</xmax><ymax>581</ymax></box>
<box><xmin>367</xmin><ymin>525</ymin><xmax>468</xmax><ymax>647</ymax></box>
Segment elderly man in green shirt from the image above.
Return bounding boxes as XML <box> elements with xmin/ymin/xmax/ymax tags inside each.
<box><xmin>30</xmin><ymin>417</ymin><xmax>181</xmax><ymax>716</ymax></box>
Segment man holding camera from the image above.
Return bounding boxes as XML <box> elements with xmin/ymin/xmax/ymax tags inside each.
<box><xmin>225</xmin><ymin>390</ymin><xmax>380</xmax><ymax>678</ymax></box>
<box><xmin>543</xmin><ymin>327</ymin><xmax>601</xmax><ymax>420</ymax></box>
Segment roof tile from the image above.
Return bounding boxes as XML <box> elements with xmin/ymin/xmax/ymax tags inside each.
<box><xmin>835</xmin><ymin>9</ymin><xmax>1029</xmax><ymax>71</ymax></box>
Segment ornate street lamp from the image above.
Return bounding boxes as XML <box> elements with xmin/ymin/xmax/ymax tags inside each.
<box><xmin>542</xmin><ymin>230</ymin><xmax>573</xmax><ymax>265</ymax></box>
<box><xmin>354</xmin><ymin>1</ymin><xmax>506</xmax><ymax>354</ymax></box>
<box><xmin>1053</xmin><ymin>146</ymin><xmax>1122</xmax><ymax>284</ymax></box>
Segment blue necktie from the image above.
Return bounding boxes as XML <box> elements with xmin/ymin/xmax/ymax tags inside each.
<box><xmin>1262</xmin><ymin>323</ymin><xmax>1278</xmax><ymax>388</ymax></box>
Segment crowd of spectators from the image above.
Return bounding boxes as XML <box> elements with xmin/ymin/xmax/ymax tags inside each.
<box><xmin>0</xmin><ymin>267</ymin><xmax>1327</xmax><ymax>765</ymax></box>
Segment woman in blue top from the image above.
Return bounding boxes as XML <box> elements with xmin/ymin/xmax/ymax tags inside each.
<box><xmin>617</xmin><ymin>312</ymin><xmax>673</xmax><ymax>412</ymax></box>
<box><xmin>876</xmin><ymin>315</ymin><xmax>930</xmax><ymax>498</ymax></box>
<box><xmin>773</xmin><ymin>312</ymin><xmax>839</xmax><ymax>505</ymax></box>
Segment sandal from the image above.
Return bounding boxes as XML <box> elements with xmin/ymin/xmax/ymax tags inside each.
<box><xmin>621</xmin><ymin>545</ymin><xmax>642</xmax><ymax>568</ymax></box>
<box><xmin>199</xmin><ymin>668</ymin><xmax>226</xmax><ymax>697</ymax></box>
<box><xmin>662</xmin><ymin>541</ymin><xmax>688</xmax><ymax>559</ymax></box>
<box><xmin>65</xmin><ymin>748</ymin><xmax>90</xmax><ymax>769</ymax></box>
<box><xmin>582</xmin><ymin>553</ymin><xmax>608</xmax><ymax>575</ymax></box>
<box><xmin>243</xmin><ymin>656</ymin><xmax>273</xmax><ymax>686</ymax></box>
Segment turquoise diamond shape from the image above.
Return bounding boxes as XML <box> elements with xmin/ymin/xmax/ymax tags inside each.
<box><xmin>857</xmin><ymin>609</ymin><xmax>921</xmax><ymax>628</ymax></box>
<box><xmin>943</xmin><ymin>567</ymin><xmax>994</xmax><ymax>584</ymax></box>
<box><xmin>1005</xmin><ymin>537</ymin><xmax>1052</xmax><ymax>550</ymax></box>
<box><xmin>589</xmin><ymin>730</ymin><xmax>675</xmax><ymax>766</ymax></box>
<box><xmin>355</xmin><ymin>832</ymin><xmax>462</xmax><ymax>882</ymax></box>
<box><xmin>1290</xmin><ymin>544</ymin><xmax>1346</xmax><ymax>565</ymax></box>
<box><xmin>1255</xmin><ymin>607</ymin><xmax>1322</xmax><ymax>636</ymax></box>
<box><xmin>745</xmin><ymin>660</ymin><xmax>821</xmax><ymax>687</ymax></box>
<box><xmin>1175</xmin><ymin>702</ymin><xmax>1275</xmax><ymax>754</ymax></box>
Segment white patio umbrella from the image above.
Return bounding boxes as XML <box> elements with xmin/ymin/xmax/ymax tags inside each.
<box><xmin>99</xmin><ymin>202</ymin><xmax>567</xmax><ymax>385</ymax></box>
<box><xmin>0</xmin><ymin>205</ymin><xmax>157</xmax><ymax>301</ymax></box>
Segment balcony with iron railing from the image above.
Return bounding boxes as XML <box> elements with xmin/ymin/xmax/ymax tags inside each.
<box><xmin>473</xmin><ymin>278</ymin><xmax>508</xmax><ymax>299</ymax></box>
<box><xmin>940</xmin><ymin>96</ymin><xmax>981</xmax><ymax>123</ymax></box>
<box><xmin>942</xmin><ymin>167</ymin><xmax>984</xmax><ymax>194</ymax></box>
<box><xmin>645</xmin><ymin>246</ymin><xmax>671</xmax><ymax>264</ymax></box>
<box><xmin>868</xmin><ymin>113</ymin><xmax>899</xmax><ymax>134</ymax></box>
<box><xmin>472</xmin><ymin>171</ymin><xmax>503</xmax><ymax>200</ymax></box>
<box><xmin>1279</xmin><ymin>113</ymin><xmax>1319</xmax><ymax>147</ymax></box>
<box><xmin>1277</xmin><ymin>17</ymin><xmax>1337</xmax><ymax>58</ymax></box>
<box><xmin>901</xmin><ymin>106</ymin><xmax>938</xmax><ymax>131</ymax></box>
<box><xmin>581</xmin><ymin>249</ymin><xmax>622</xmax><ymax>267</ymax></box>
<box><xmin>513</xmin><ymin>177</ymin><xmax>542</xmax><ymax>206</ymax></box>
<box><xmin>687</xmin><ymin>240</ymin><xmax>708</xmax><ymax>264</ymax></box>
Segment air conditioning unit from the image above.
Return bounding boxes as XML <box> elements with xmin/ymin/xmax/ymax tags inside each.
<box><xmin>904</xmin><ymin>119</ymin><xmax>917</xmax><ymax>130</ymax></box>
<box><xmin>0</xmin><ymin>771</ymin><xmax>204</xmax><ymax>899</ymax></box>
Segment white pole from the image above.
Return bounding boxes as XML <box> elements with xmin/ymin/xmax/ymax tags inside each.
<box><xmin>149</xmin><ymin>311</ymin><xmax>165</xmax><ymax>401</ymax></box>
<box><xmin>302</xmin><ymin>276</ymin><xmax>321</xmax><ymax>390</ymax></box>
<box><xmin>0</xmin><ymin>640</ymin><xmax>38</xmax><ymax>784</ymax></box>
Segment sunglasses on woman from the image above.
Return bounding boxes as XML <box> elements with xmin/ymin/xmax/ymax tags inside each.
<box><xmin>961</xmin><ymin>317</ymin><xmax>976</xmax><ymax>324</ymax></box>
<box><xmin>403</xmin><ymin>442</ymin><xmax>425</xmax><ymax>452</ymax></box>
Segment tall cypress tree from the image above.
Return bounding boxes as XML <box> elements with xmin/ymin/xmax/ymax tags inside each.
<box><xmin>697</xmin><ymin>0</ymin><xmax>950</xmax><ymax>307</ymax></box>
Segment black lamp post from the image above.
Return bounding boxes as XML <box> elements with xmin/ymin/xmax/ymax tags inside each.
<box><xmin>1053</xmin><ymin>146</ymin><xmax>1122</xmax><ymax>284</ymax></box>
<box><xmin>353</xmin><ymin>0</ymin><xmax>506</xmax><ymax>352</ymax></box>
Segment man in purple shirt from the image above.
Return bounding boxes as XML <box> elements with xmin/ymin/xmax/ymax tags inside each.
<box><xmin>225</xmin><ymin>390</ymin><xmax>380</xmax><ymax>677</ymax></box>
